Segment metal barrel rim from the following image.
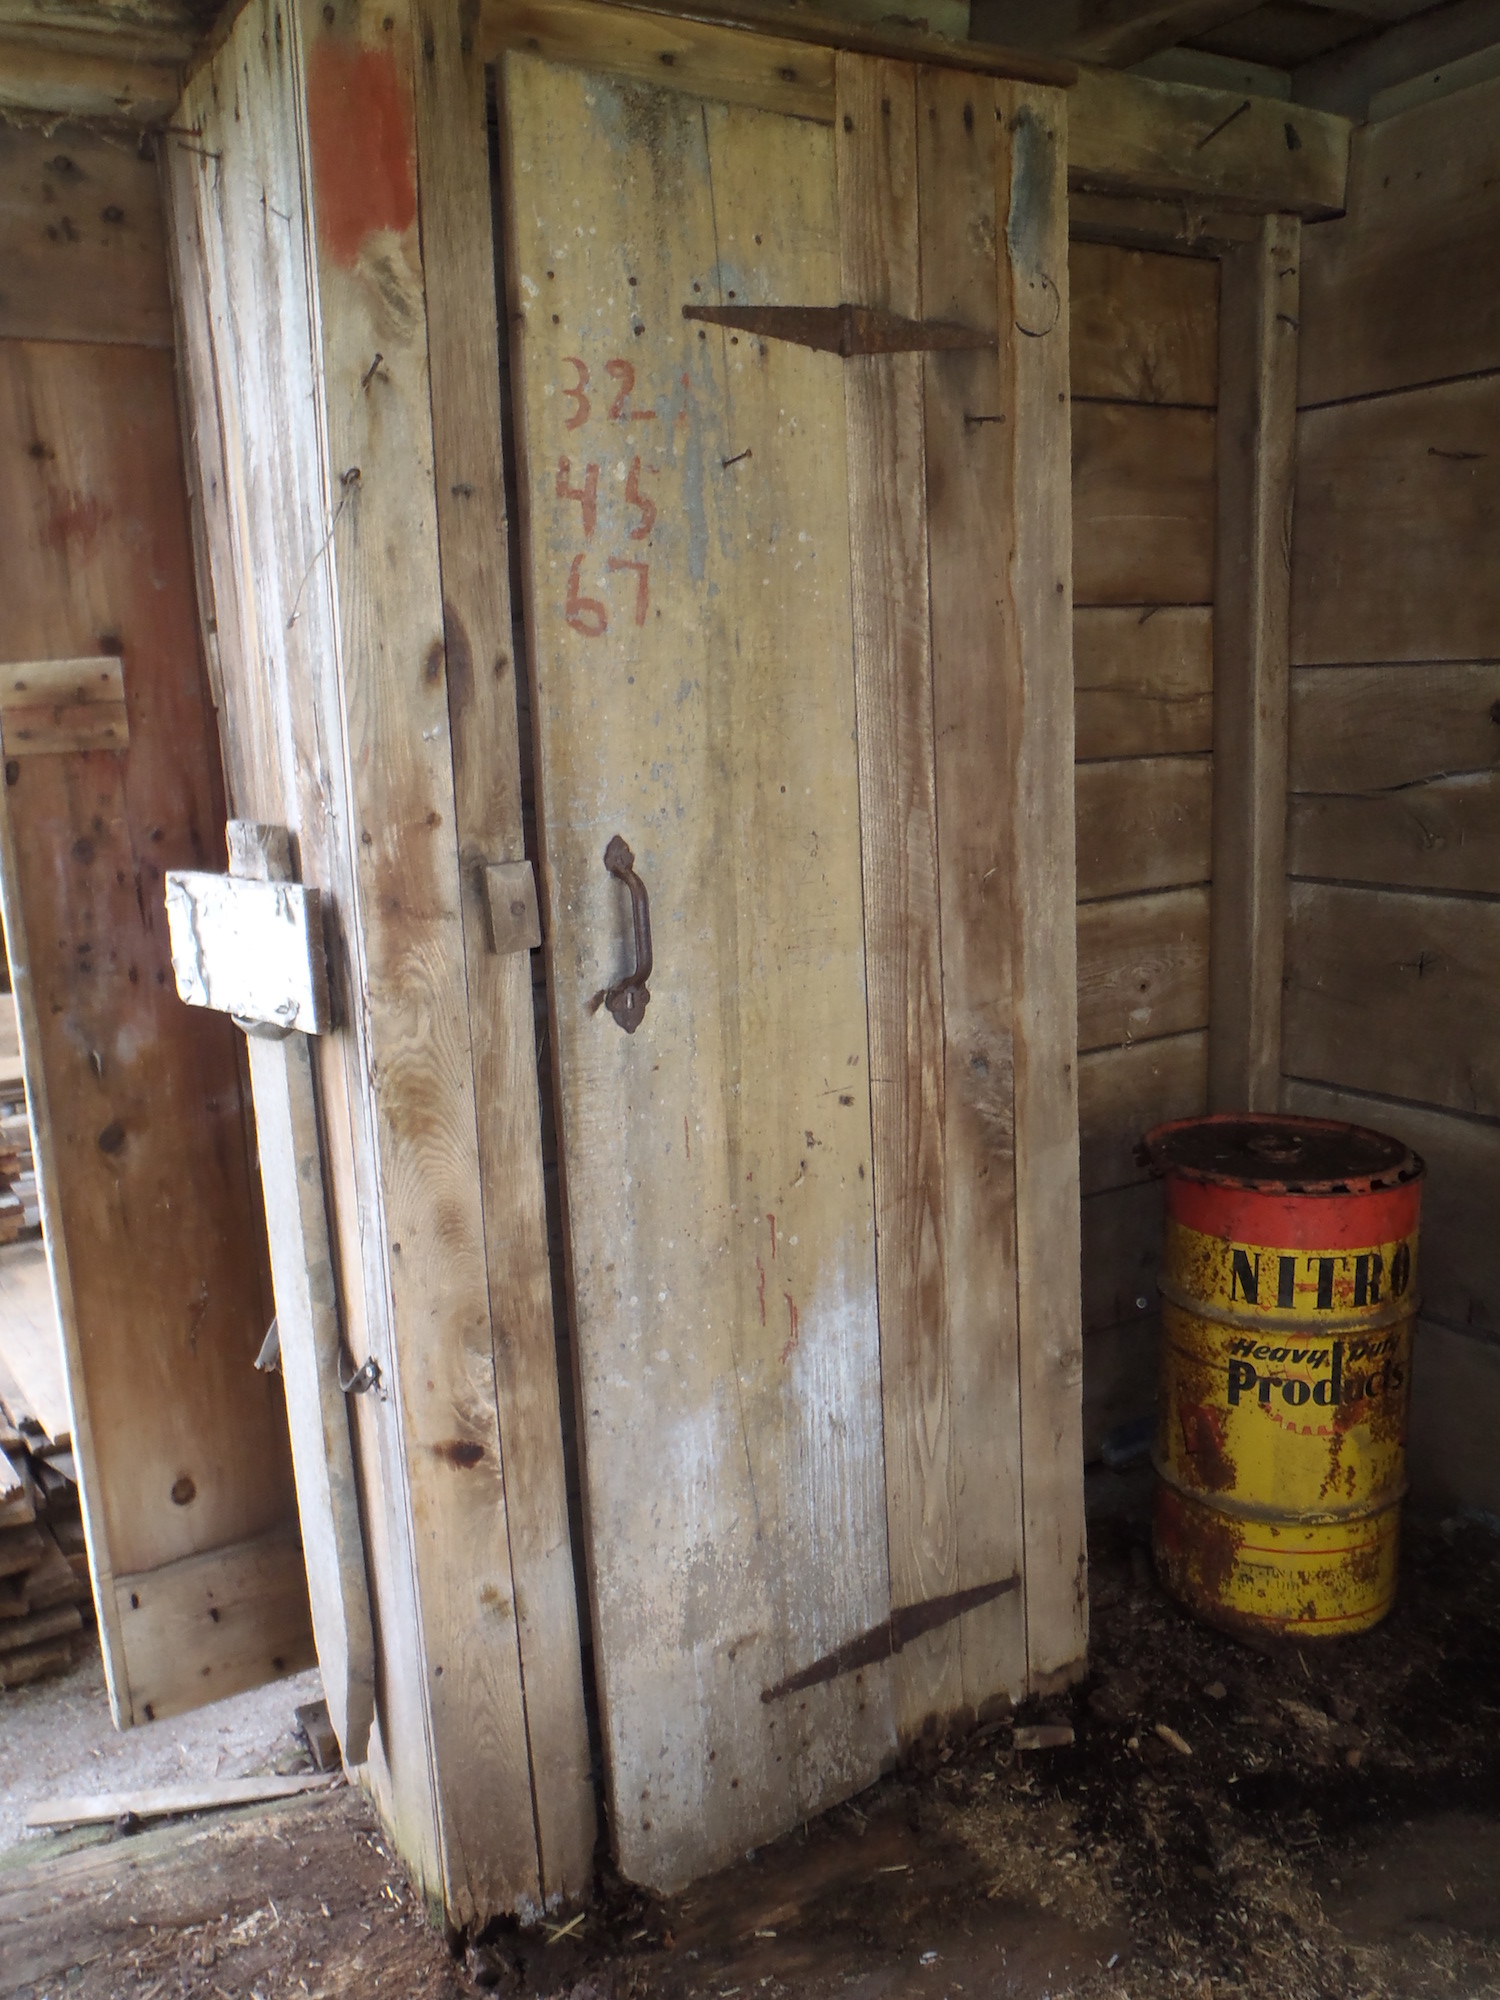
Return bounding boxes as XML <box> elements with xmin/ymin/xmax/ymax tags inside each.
<box><xmin>1158</xmin><ymin>1273</ymin><xmax>1420</xmax><ymax>1338</ymax></box>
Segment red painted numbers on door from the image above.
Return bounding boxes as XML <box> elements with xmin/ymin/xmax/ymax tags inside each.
<box><xmin>554</xmin><ymin>357</ymin><xmax>664</xmax><ymax>637</ymax></box>
<box><xmin>624</xmin><ymin>458</ymin><xmax>656</xmax><ymax>541</ymax></box>
<box><xmin>556</xmin><ymin>458</ymin><xmax>599</xmax><ymax>538</ymax></box>
<box><xmin>565</xmin><ymin>555</ymin><xmax>608</xmax><ymax>638</ymax></box>
<box><xmin>561</xmin><ymin>358</ymin><xmax>591</xmax><ymax>430</ymax></box>
<box><xmin>607</xmin><ymin>557</ymin><xmax>651</xmax><ymax>627</ymax></box>
<box><xmin>605</xmin><ymin>359</ymin><xmax>657</xmax><ymax>422</ymax></box>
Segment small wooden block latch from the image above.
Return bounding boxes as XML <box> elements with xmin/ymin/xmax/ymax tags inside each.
<box><xmin>163</xmin><ymin>869</ymin><xmax>331</xmax><ymax>1036</ymax></box>
<box><xmin>483</xmin><ymin>860</ymin><xmax>542</xmax><ymax>955</ymax></box>
<box><xmin>0</xmin><ymin>656</ymin><xmax>128</xmax><ymax>757</ymax></box>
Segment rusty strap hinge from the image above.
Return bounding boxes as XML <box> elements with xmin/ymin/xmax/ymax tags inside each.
<box><xmin>760</xmin><ymin>1573</ymin><xmax>1019</xmax><ymax>1703</ymax></box>
<box><xmin>683</xmin><ymin>302</ymin><xmax>994</xmax><ymax>358</ymax></box>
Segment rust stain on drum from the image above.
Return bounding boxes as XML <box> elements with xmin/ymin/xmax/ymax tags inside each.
<box><xmin>1142</xmin><ymin>1114</ymin><xmax>1423</xmax><ymax>1642</ymax></box>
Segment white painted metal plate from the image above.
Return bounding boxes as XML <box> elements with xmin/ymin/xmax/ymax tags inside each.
<box><xmin>163</xmin><ymin>871</ymin><xmax>331</xmax><ymax>1035</ymax></box>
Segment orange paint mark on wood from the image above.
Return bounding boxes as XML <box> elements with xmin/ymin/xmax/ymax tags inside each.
<box><xmin>306</xmin><ymin>36</ymin><xmax>417</xmax><ymax>268</ymax></box>
<box><xmin>41</xmin><ymin>489</ymin><xmax>110</xmax><ymax>554</ymax></box>
<box><xmin>781</xmin><ymin>1293</ymin><xmax>800</xmax><ymax>1365</ymax></box>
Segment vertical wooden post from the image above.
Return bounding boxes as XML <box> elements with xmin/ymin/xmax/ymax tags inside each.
<box><xmin>410</xmin><ymin>0</ymin><xmax>596</xmax><ymax>1905</ymax></box>
<box><xmin>293</xmin><ymin>0</ymin><xmax>543</xmax><ymax>1920</ymax></box>
<box><xmin>1209</xmin><ymin>213</ymin><xmax>1300</xmax><ymax>1112</ymax></box>
<box><xmin>995</xmin><ymin>79</ymin><xmax>1089</xmax><ymax>1685</ymax></box>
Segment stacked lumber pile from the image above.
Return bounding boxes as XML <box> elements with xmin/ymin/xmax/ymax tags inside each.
<box><xmin>0</xmin><ymin>1111</ymin><xmax>34</xmax><ymax>1244</ymax></box>
<box><xmin>0</xmin><ymin>1379</ymin><xmax>92</xmax><ymax>1688</ymax></box>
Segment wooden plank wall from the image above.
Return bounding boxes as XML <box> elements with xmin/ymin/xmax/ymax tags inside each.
<box><xmin>1287</xmin><ymin>73</ymin><xmax>1500</xmax><ymax>1513</ymax></box>
<box><xmin>1070</xmin><ymin>235</ymin><xmax>1217</xmax><ymax>1458</ymax></box>
<box><xmin>0</xmin><ymin>116</ymin><xmax>308</xmax><ymax>1718</ymax></box>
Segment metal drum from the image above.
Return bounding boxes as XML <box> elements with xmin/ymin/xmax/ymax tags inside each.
<box><xmin>1142</xmin><ymin>1114</ymin><xmax>1424</xmax><ymax>1640</ymax></box>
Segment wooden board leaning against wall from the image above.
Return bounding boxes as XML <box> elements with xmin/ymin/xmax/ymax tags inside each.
<box><xmin>1285</xmin><ymin>72</ymin><xmax>1500</xmax><ymax>1516</ymax></box>
<box><xmin>0</xmin><ymin>115</ymin><xmax>311</xmax><ymax>1725</ymax></box>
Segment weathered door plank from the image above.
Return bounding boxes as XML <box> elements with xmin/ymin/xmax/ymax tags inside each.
<box><xmin>918</xmin><ymin>64</ymin><xmax>1033</xmax><ymax>1720</ymax></box>
<box><xmin>411</xmin><ymin>0</ymin><xmax>596</xmax><ymax>1904</ymax></box>
<box><xmin>836</xmin><ymin>52</ymin><xmax>958</xmax><ymax>1743</ymax></box>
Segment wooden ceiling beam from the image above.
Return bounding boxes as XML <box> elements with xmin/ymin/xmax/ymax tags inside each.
<box><xmin>970</xmin><ymin>0</ymin><xmax>1263</xmax><ymax>63</ymax></box>
<box><xmin>0</xmin><ymin>27</ymin><xmax>182</xmax><ymax>122</ymax></box>
<box><xmin>0</xmin><ymin>4</ymin><xmax>195</xmax><ymax>123</ymax></box>
<box><xmin>1293</xmin><ymin>0</ymin><xmax>1500</xmax><ymax>112</ymax></box>
<box><xmin>1070</xmin><ymin>63</ymin><xmax>1352</xmax><ymax>214</ymax></box>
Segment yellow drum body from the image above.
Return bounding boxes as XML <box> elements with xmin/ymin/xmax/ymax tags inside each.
<box><xmin>1144</xmin><ymin>1116</ymin><xmax>1423</xmax><ymax>1641</ymax></box>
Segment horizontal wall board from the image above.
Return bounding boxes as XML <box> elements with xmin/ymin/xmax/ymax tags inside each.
<box><xmin>1299</xmin><ymin>75</ymin><xmax>1500</xmax><ymax>406</ymax></box>
<box><xmin>1288</xmin><ymin>774</ymin><xmax>1500</xmax><ymax>897</ymax></box>
<box><xmin>1074</xmin><ymin>604</ymin><xmax>1213</xmax><ymax>760</ymax></box>
<box><xmin>1078</xmin><ymin>1029</ymin><xmax>1207</xmax><ymax>1197</ymax></box>
<box><xmin>1073</xmin><ymin>402</ymin><xmax>1216</xmax><ymax>607</ymax></box>
<box><xmin>1081</xmin><ymin>1178</ymin><xmax>1163</xmax><ymax>1338</ymax></box>
<box><xmin>0</xmin><ymin>121</ymin><xmax>172</xmax><ymax>347</ymax></box>
<box><xmin>115</xmin><ymin>1524</ymin><xmax>315</xmax><ymax>1727</ymax></box>
<box><xmin>1082</xmin><ymin>1318</ymin><xmax>1157</xmax><ymax>1464</ymax></box>
<box><xmin>1289</xmin><ymin>663</ymin><xmax>1500</xmax><ymax>794</ymax></box>
<box><xmin>1075</xmin><ymin>754</ymin><xmax>1211</xmax><ymax>902</ymax></box>
<box><xmin>1287</xmin><ymin>663</ymin><xmax>1500</xmax><ymax>895</ymax></box>
<box><xmin>1407</xmin><ymin>1320</ymin><xmax>1500</xmax><ymax>1515</ymax></box>
<box><xmin>1077</xmin><ymin>885</ymin><xmax>1210</xmax><ymax>1053</ymax></box>
<box><xmin>1291</xmin><ymin>375</ymin><xmax>1500</xmax><ymax>667</ymax></box>
<box><xmin>1282</xmin><ymin>1081</ymin><xmax>1500</xmax><ymax>1342</ymax></box>
<box><xmin>1069</xmin><ymin>239</ymin><xmax>1217</xmax><ymax>408</ymax></box>
<box><xmin>1283</xmin><ymin>882</ymin><xmax>1500</xmax><ymax>1117</ymax></box>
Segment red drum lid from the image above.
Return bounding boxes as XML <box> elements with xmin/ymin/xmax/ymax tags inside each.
<box><xmin>1141</xmin><ymin>1114</ymin><xmax>1423</xmax><ymax>1198</ymax></box>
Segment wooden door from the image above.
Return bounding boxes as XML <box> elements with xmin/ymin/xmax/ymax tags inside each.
<box><xmin>495</xmin><ymin>11</ymin><xmax>1085</xmax><ymax>1897</ymax></box>
<box><xmin>0</xmin><ymin>335</ymin><xmax>312</xmax><ymax>1727</ymax></box>
<box><xmin>505</xmin><ymin>54</ymin><xmax>890</xmax><ymax>1895</ymax></box>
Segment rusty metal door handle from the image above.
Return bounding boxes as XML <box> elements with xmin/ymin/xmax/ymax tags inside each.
<box><xmin>603</xmin><ymin>834</ymin><xmax>652</xmax><ymax>1033</ymax></box>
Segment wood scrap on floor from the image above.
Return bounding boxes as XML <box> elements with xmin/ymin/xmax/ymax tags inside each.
<box><xmin>26</xmin><ymin>1770</ymin><xmax>341</xmax><ymax>1831</ymax></box>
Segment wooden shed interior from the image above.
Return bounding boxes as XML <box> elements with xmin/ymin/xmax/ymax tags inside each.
<box><xmin>1</xmin><ymin>0</ymin><xmax>1498</xmax><ymax>1944</ymax></box>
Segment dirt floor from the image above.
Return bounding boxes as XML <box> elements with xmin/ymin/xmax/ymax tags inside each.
<box><xmin>9</xmin><ymin>1490</ymin><xmax>1500</xmax><ymax>1999</ymax></box>
<box><xmin>0</xmin><ymin>1645</ymin><xmax>324</xmax><ymax>1856</ymax></box>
